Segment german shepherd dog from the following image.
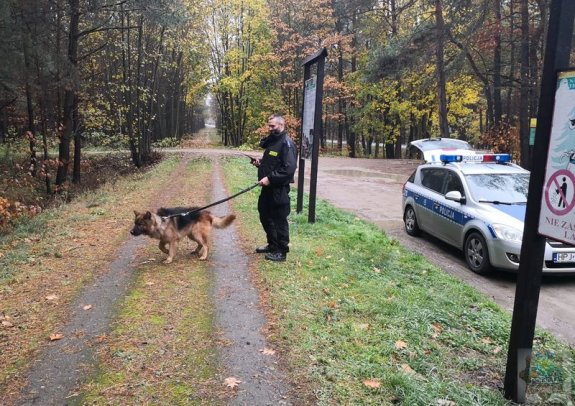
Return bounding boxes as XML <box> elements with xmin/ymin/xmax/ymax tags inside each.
<box><xmin>130</xmin><ymin>207</ymin><xmax>236</xmax><ymax>263</ymax></box>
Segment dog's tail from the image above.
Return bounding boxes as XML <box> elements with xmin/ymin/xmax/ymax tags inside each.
<box><xmin>212</xmin><ymin>214</ymin><xmax>236</xmax><ymax>228</ymax></box>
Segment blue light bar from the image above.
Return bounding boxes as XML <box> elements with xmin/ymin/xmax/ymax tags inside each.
<box><xmin>439</xmin><ymin>154</ymin><xmax>463</xmax><ymax>163</ymax></box>
<box><xmin>440</xmin><ymin>153</ymin><xmax>512</xmax><ymax>164</ymax></box>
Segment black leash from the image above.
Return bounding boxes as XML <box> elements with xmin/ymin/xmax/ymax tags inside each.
<box><xmin>236</xmin><ymin>152</ymin><xmax>257</xmax><ymax>163</ymax></box>
<box><xmin>160</xmin><ymin>182</ymin><xmax>260</xmax><ymax>219</ymax></box>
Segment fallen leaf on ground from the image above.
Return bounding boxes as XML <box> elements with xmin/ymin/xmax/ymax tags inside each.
<box><xmin>395</xmin><ymin>340</ymin><xmax>408</xmax><ymax>350</ymax></box>
<box><xmin>400</xmin><ymin>364</ymin><xmax>415</xmax><ymax>374</ymax></box>
<box><xmin>2</xmin><ymin>320</ymin><xmax>14</xmax><ymax>327</ymax></box>
<box><xmin>363</xmin><ymin>378</ymin><xmax>381</xmax><ymax>389</ymax></box>
<box><xmin>431</xmin><ymin>323</ymin><xmax>443</xmax><ymax>338</ymax></box>
<box><xmin>145</xmin><ymin>282</ymin><xmax>155</xmax><ymax>286</ymax></box>
<box><xmin>45</xmin><ymin>294</ymin><xmax>59</xmax><ymax>301</ymax></box>
<box><xmin>437</xmin><ymin>400</ymin><xmax>457</xmax><ymax>406</ymax></box>
<box><xmin>493</xmin><ymin>346</ymin><xmax>502</xmax><ymax>354</ymax></box>
<box><xmin>260</xmin><ymin>348</ymin><xmax>276</xmax><ymax>356</ymax></box>
<box><xmin>224</xmin><ymin>377</ymin><xmax>241</xmax><ymax>389</ymax></box>
<box><xmin>49</xmin><ymin>333</ymin><xmax>64</xmax><ymax>341</ymax></box>
<box><xmin>481</xmin><ymin>337</ymin><xmax>493</xmax><ymax>344</ymax></box>
<box><xmin>83</xmin><ymin>304</ymin><xmax>93</xmax><ymax>310</ymax></box>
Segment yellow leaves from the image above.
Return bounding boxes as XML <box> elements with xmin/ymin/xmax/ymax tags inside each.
<box><xmin>395</xmin><ymin>340</ymin><xmax>408</xmax><ymax>350</ymax></box>
<box><xmin>49</xmin><ymin>333</ymin><xmax>64</xmax><ymax>341</ymax></box>
<box><xmin>224</xmin><ymin>376</ymin><xmax>241</xmax><ymax>389</ymax></box>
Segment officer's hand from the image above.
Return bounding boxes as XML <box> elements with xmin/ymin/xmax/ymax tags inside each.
<box><xmin>251</xmin><ymin>158</ymin><xmax>261</xmax><ymax>167</ymax></box>
<box><xmin>259</xmin><ymin>176</ymin><xmax>270</xmax><ymax>186</ymax></box>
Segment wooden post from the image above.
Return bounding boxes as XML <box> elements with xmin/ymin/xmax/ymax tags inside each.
<box><xmin>504</xmin><ymin>0</ymin><xmax>575</xmax><ymax>402</ymax></box>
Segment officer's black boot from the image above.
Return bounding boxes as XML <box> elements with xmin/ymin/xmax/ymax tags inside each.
<box><xmin>264</xmin><ymin>252</ymin><xmax>286</xmax><ymax>262</ymax></box>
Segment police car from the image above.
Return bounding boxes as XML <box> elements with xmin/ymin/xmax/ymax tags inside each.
<box><xmin>402</xmin><ymin>153</ymin><xmax>575</xmax><ymax>274</ymax></box>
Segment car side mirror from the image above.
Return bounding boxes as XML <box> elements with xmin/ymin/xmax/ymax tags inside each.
<box><xmin>445</xmin><ymin>190</ymin><xmax>465</xmax><ymax>204</ymax></box>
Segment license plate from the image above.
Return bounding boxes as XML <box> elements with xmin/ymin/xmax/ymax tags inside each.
<box><xmin>553</xmin><ymin>252</ymin><xmax>575</xmax><ymax>263</ymax></box>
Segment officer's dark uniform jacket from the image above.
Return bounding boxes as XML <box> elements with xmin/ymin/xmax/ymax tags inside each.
<box><xmin>258</xmin><ymin>131</ymin><xmax>297</xmax><ymax>185</ymax></box>
<box><xmin>257</xmin><ymin>130</ymin><xmax>297</xmax><ymax>253</ymax></box>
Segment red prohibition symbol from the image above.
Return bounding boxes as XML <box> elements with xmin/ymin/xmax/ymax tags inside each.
<box><xmin>545</xmin><ymin>169</ymin><xmax>575</xmax><ymax>216</ymax></box>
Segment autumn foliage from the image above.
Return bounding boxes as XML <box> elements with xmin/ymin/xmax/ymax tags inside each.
<box><xmin>480</xmin><ymin>121</ymin><xmax>520</xmax><ymax>161</ymax></box>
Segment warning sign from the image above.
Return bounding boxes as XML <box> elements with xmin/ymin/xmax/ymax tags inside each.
<box><xmin>539</xmin><ymin>69</ymin><xmax>575</xmax><ymax>244</ymax></box>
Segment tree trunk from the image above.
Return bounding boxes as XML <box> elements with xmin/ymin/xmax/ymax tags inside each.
<box><xmin>435</xmin><ymin>0</ymin><xmax>450</xmax><ymax>138</ymax></box>
<box><xmin>519</xmin><ymin>0</ymin><xmax>530</xmax><ymax>168</ymax></box>
<box><xmin>493</xmin><ymin>0</ymin><xmax>503</xmax><ymax>124</ymax></box>
<box><xmin>55</xmin><ymin>0</ymin><xmax>80</xmax><ymax>188</ymax></box>
<box><xmin>22</xmin><ymin>30</ymin><xmax>37</xmax><ymax>177</ymax></box>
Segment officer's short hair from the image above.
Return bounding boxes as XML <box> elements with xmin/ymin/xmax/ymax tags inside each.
<box><xmin>269</xmin><ymin>114</ymin><xmax>285</xmax><ymax>126</ymax></box>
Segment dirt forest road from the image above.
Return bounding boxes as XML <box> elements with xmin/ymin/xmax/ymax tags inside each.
<box><xmin>179</xmin><ymin>137</ymin><xmax>575</xmax><ymax>346</ymax></box>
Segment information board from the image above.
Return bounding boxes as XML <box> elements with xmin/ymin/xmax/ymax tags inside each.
<box><xmin>539</xmin><ymin>69</ymin><xmax>575</xmax><ymax>244</ymax></box>
<box><xmin>301</xmin><ymin>75</ymin><xmax>316</xmax><ymax>159</ymax></box>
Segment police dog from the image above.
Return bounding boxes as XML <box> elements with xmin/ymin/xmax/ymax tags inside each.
<box><xmin>130</xmin><ymin>207</ymin><xmax>236</xmax><ymax>263</ymax></box>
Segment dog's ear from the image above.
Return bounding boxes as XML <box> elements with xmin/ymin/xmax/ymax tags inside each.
<box><xmin>144</xmin><ymin>211</ymin><xmax>152</xmax><ymax>219</ymax></box>
<box><xmin>134</xmin><ymin>210</ymin><xmax>140</xmax><ymax>217</ymax></box>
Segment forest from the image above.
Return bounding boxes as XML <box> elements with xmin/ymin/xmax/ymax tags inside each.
<box><xmin>0</xmin><ymin>0</ymin><xmax>553</xmax><ymax>187</ymax></box>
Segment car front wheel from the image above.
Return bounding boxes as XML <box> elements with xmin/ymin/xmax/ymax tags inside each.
<box><xmin>464</xmin><ymin>231</ymin><xmax>492</xmax><ymax>275</ymax></box>
<box><xmin>404</xmin><ymin>206</ymin><xmax>421</xmax><ymax>237</ymax></box>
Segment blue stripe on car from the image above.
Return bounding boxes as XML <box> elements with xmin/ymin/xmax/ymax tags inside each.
<box><xmin>405</xmin><ymin>189</ymin><xmax>473</xmax><ymax>226</ymax></box>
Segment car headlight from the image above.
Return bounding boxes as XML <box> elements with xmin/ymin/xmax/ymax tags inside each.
<box><xmin>491</xmin><ymin>223</ymin><xmax>523</xmax><ymax>242</ymax></box>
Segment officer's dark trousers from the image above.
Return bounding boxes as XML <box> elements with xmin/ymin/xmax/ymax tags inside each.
<box><xmin>258</xmin><ymin>185</ymin><xmax>290</xmax><ymax>253</ymax></box>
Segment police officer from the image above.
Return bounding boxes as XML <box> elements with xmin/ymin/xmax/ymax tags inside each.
<box><xmin>251</xmin><ymin>114</ymin><xmax>297</xmax><ymax>262</ymax></box>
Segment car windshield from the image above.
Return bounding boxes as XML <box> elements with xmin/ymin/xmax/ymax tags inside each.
<box><xmin>465</xmin><ymin>173</ymin><xmax>529</xmax><ymax>203</ymax></box>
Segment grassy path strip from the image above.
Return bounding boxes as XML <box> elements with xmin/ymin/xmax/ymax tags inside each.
<box><xmin>75</xmin><ymin>156</ymin><xmax>224</xmax><ymax>404</ymax></box>
<box><xmin>223</xmin><ymin>157</ymin><xmax>575</xmax><ymax>405</ymax></box>
<box><xmin>0</xmin><ymin>155</ymin><xmax>203</xmax><ymax>402</ymax></box>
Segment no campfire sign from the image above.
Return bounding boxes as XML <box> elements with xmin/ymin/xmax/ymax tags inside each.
<box><xmin>539</xmin><ymin>69</ymin><xmax>575</xmax><ymax>244</ymax></box>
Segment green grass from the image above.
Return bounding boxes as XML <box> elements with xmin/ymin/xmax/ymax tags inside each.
<box><xmin>222</xmin><ymin>156</ymin><xmax>575</xmax><ymax>405</ymax></box>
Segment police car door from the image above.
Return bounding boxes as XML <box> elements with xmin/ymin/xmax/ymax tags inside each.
<box><xmin>418</xmin><ymin>167</ymin><xmax>448</xmax><ymax>237</ymax></box>
<box><xmin>436</xmin><ymin>170</ymin><xmax>466</xmax><ymax>246</ymax></box>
